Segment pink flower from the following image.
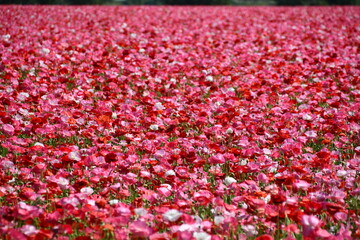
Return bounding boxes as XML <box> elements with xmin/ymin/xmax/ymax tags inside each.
<box><xmin>16</xmin><ymin>202</ymin><xmax>42</xmax><ymax>220</ymax></box>
<box><xmin>149</xmin><ymin>232</ymin><xmax>171</xmax><ymax>240</ymax></box>
<box><xmin>129</xmin><ymin>221</ymin><xmax>153</xmax><ymax>238</ymax></box>
<box><xmin>193</xmin><ymin>190</ymin><xmax>214</xmax><ymax>205</ymax></box>
<box><xmin>336</xmin><ymin>224</ymin><xmax>352</xmax><ymax>240</ymax></box>
<box><xmin>8</xmin><ymin>229</ymin><xmax>26</xmax><ymax>240</ymax></box>
<box><xmin>46</xmin><ymin>176</ymin><xmax>69</xmax><ymax>189</ymax></box>
<box><xmin>158</xmin><ymin>186</ymin><xmax>172</xmax><ymax>197</ymax></box>
<box><xmin>242</xmin><ymin>225</ymin><xmax>258</xmax><ymax>236</ymax></box>
<box><xmin>305</xmin><ymin>130</ymin><xmax>317</xmax><ymax>139</ymax></box>
<box><xmin>2</xmin><ymin>124</ymin><xmax>15</xmax><ymax>135</ymax></box>
<box><xmin>257</xmin><ymin>173</ymin><xmax>269</xmax><ymax>184</ymax></box>
<box><xmin>208</xmin><ymin>153</ymin><xmax>225</xmax><ymax>164</ymax></box>
<box><xmin>334</xmin><ymin>212</ymin><xmax>347</xmax><ymax>222</ymax></box>
<box><xmin>294</xmin><ymin>180</ymin><xmax>311</xmax><ymax>191</ymax></box>
<box><xmin>302</xmin><ymin>215</ymin><xmax>332</xmax><ymax>238</ymax></box>
<box><xmin>21</xmin><ymin>225</ymin><xmax>38</xmax><ymax>236</ymax></box>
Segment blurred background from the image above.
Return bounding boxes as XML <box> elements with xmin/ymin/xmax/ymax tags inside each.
<box><xmin>1</xmin><ymin>0</ymin><xmax>358</xmax><ymax>7</ymax></box>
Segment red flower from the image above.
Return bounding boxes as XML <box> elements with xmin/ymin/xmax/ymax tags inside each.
<box><xmin>105</xmin><ymin>152</ymin><xmax>117</xmax><ymax>163</ymax></box>
<box><xmin>255</xmin><ymin>235</ymin><xmax>273</xmax><ymax>240</ymax></box>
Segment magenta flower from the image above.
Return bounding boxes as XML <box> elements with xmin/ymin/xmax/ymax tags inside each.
<box><xmin>208</xmin><ymin>153</ymin><xmax>225</xmax><ymax>164</ymax></box>
<box><xmin>129</xmin><ymin>221</ymin><xmax>153</xmax><ymax>238</ymax></box>
<box><xmin>302</xmin><ymin>215</ymin><xmax>332</xmax><ymax>238</ymax></box>
<box><xmin>2</xmin><ymin>124</ymin><xmax>15</xmax><ymax>135</ymax></box>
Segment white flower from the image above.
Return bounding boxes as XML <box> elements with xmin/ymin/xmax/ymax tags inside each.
<box><xmin>68</xmin><ymin>151</ymin><xmax>81</xmax><ymax>161</ymax></box>
<box><xmin>263</xmin><ymin>148</ymin><xmax>272</xmax><ymax>155</ymax></box>
<box><xmin>226</xmin><ymin>128</ymin><xmax>233</xmax><ymax>134</ymax></box>
<box><xmin>34</xmin><ymin>142</ymin><xmax>44</xmax><ymax>147</ymax></box>
<box><xmin>224</xmin><ymin>176</ymin><xmax>237</xmax><ymax>186</ymax></box>
<box><xmin>302</xmin><ymin>114</ymin><xmax>313</xmax><ymax>121</ymax></box>
<box><xmin>109</xmin><ymin>199</ymin><xmax>119</xmax><ymax>205</ymax></box>
<box><xmin>242</xmin><ymin>224</ymin><xmax>258</xmax><ymax>236</ymax></box>
<box><xmin>269</xmin><ymin>166</ymin><xmax>278</xmax><ymax>173</ymax></box>
<box><xmin>239</xmin><ymin>159</ymin><xmax>248</xmax><ymax>166</ymax></box>
<box><xmin>178</xmin><ymin>224</ymin><xmax>193</xmax><ymax>232</ymax></box>
<box><xmin>214</xmin><ymin>215</ymin><xmax>225</xmax><ymax>225</ymax></box>
<box><xmin>205</xmin><ymin>76</ymin><xmax>213</xmax><ymax>82</ymax></box>
<box><xmin>241</xmin><ymin>202</ymin><xmax>248</xmax><ymax>209</ymax></box>
<box><xmin>163</xmin><ymin>209</ymin><xmax>182</xmax><ymax>222</ymax></box>
<box><xmin>21</xmin><ymin>225</ymin><xmax>38</xmax><ymax>236</ymax></box>
<box><xmin>3</xmin><ymin>34</ymin><xmax>11</xmax><ymax>40</ymax></box>
<box><xmin>261</xmin><ymin>194</ymin><xmax>271</xmax><ymax>204</ymax></box>
<box><xmin>154</xmin><ymin>102</ymin><xmax>165</xmax><ymax>110</ymax></box>
<box><xmin>17</xmin><ymin>92</ymin><xmax>29</xmax><ymax>101</ymax></box>
<box><xmin>193</xmin><ymin>231</ymin><xmax>211</xmax><ymax>240</ymax></box>
<box><xmin>125</xmin><ymin>133</ymin><xmax>134</xmax><ymax>139</ymax></box>
<box><xmin>336</xmin><ymin>170</ymin><xmax>347</xmax><ymax>177</ymax></box>
<box><xmin>134</xmin><ymin>207</ymin><xmax>148</xmax><ymax>216</ymax></box>
<box><xmin>80</xmin><ymin>187</ymin><xmax>94</xmax><ymax>195</ymax></box>
<box><xmin>150</xmin><ymin>124</ymin><xmax>159</xmax><ymax>131</ymax></box>
<box><xmin>165</xmin><ymin>170</ymin><xmax>176</xmax><ymax>177</ymax></box>
<box><xmin>57</xmin><ymin>177</ymin><xmax>69</xmax><ymax>188</ymax></box>
<box><xmin>41</xmin><ymin>48</ymin><xmax>50</xmax><ymax>55</ymax></box>
<box><xmin>6</xmin><ymin>87</ymin><xmax>13</xmax><ymax>93</ymax></box>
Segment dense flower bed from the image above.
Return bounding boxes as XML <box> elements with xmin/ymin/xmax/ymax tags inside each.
<box><xmin>0</xmin><ymin>5</ymin><xmax>359</xmax><ymax>240</ymax></box>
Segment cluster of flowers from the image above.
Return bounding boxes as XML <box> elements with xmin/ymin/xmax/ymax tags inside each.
<box><xmin>0</xmin><ymin>5</ymin><xmax>359</xmax><ymax>240</ymax></box>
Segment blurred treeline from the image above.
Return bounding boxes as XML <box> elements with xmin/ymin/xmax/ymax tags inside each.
<box><xmin>1</xmin><ymin>0</ymin><xmax>358</xmax><ymax>6</ymax></box>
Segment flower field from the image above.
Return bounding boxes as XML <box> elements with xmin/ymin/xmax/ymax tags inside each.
<box><xmin>1</xmin><ymin>5</ymin><xmax>360</xmax><ymax>240</ymax></box>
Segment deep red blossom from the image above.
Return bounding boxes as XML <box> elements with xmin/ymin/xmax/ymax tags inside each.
<box><xmin>105</xmin><ymin>152</ymin><xmax>118</xmax><ymax>163</ymax></box>
<box><xmin>255</xmin><ymin>235</ymin><xmax>273</xmax><ymax>240</ymax></box>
